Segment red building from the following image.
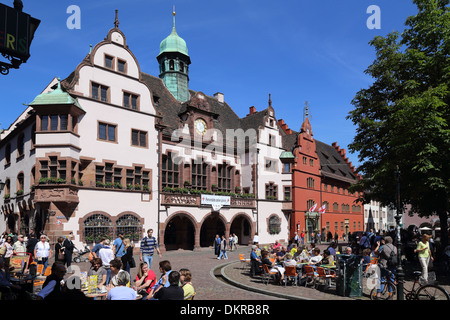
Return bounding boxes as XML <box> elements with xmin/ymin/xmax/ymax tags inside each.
<box><xmin>282</xmin><ymin>116</ymin><xmax>364</xmax><ymax>242</ymax></box>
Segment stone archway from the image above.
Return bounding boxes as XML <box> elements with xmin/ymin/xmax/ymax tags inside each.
<box><xmin>200</xmin><ymin>212</ymin><xmax>226</xmax><ymax>248</ymax></box>
<box><xmin>163</xmin><ymin>213</ymin><xmax>196</xmax><ymax>251</ymax></box>
<box><xmin>230</xmin><ymin>213</ymin><xmax>253</xmax><ymax>245</ymax></box>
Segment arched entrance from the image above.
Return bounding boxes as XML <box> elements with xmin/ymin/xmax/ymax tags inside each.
<box><xmin>230</xmin><ymin>214</ymin><xmax>252</xmax><ymax>245</ymax></box>
<box><xmin>200</xmin><ymin>212</ymin><xmax>225</xmax><ymax>247</ymax></box>
<box><xmin>164</xmin><ymin>214</ymin><xmax>196</xmax><ymax>251</ymax></box>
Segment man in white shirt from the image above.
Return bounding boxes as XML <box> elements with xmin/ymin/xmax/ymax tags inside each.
<box><xmin>12</xmin><ymin>235</ymin><xmax>27</xmax><ymax>256</ymax></box>
<box><xmin>34</xmin><ymin>235</ymin><xmax>52</xmax><ymax>274</ymax></box>
<box><xmin>309</xmin><ymin>248</ymin><xmax>323</xmax><ymax>269</ymax></box>
<box><xmin>98</xmin><ymin>239</ymin><xmax>114</xmax><ymax>284</ymax></box>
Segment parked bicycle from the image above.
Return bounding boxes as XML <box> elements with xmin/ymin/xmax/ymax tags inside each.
<box><xmin>370</xmin><ymin>268</ymin><xmax>449</xmax><ymax>300</ymax></box>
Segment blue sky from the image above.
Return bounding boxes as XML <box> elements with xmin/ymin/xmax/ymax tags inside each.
<box><xmin>0</xmin><ymin>0</ymin><xmax>419</xmax><ymax>168</ymax></box>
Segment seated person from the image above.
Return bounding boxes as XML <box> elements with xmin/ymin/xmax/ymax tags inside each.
<box><xmin>134</xmin><ymin>262</ymin><xmax>156</xmax><ymax>299</ymax></box>
<box><xmin>308</xmin><ymin>248</ymin><xmax>323</xmax><ymax>269</ymax></box>
<box><xmin>179</xmin><ymin>268</ymin><xmax>195</xmax><ymax>300</ymax></box>
<box><xmin>294</xmin><ymin>246</ymin><xmax>309</xmax><ymax>262</ymax></box>
<box><xmin>250</xmin><ymin>245</ymin><xmax>262</xmax><ymax>276</ymax></box>
<box><xmin>261</xmin><ymin>250</ymin><xmax>283</xmax><ymax>284</ymax></box>
<box><xmin>87</xmin><ymin>258</ymin><xmax>107</xmax><ymax>290</ymax></box>
<box><xmin>107</xmin><ymin>270</ymin><xmax>136</xmax><ymax>300</ymax></box>
<box><xmin>275</xmin><ymin>246</ymin><xmax>286</xmax><ymax>264</ymax></box>
<box><xmin>321</xmin><ymin>249</ymin><xmax>334</xmax><ymax>266</ymax></box>
<box><xmin>290</xmin><ymin>244</ymin><xmax>298</xmax><ymax>257</ymax></box>
<box><xmin>152</xmin><ymin>271</ymin><xmax>184</xmax><ymax>300</ymax></box>
<box><xmin>108</xmin><ymin>259</ymin><xmax>129</xmax><ymax>288</ymax></box>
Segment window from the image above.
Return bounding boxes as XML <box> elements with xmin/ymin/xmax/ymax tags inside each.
<box><xmin>92</xmin><ymin>82</ymin><xmax>109</xmax><ymax>102</ymax></box>
<box><xmin>309</xmin><ymin>159</ymin><xmax>314</xmax><ymax>166</ymax></box>
<box><xmin>268</xmin><ymin>215</ymin><xmax>281</xmax><ymax>235</ymax></box>
<box><xmin>265</xmin><ymin>159</ymin><xmax>277</xmax><ymax>172</ymax></box>
<box><xmin>191</xmin><ymin>160</ymin><xmax>208</xmax><ymax>190</ymax></box>
<box><xmin>303</xmin><ymin>157</ymin><xmax>307</xmax><ymax>165</ymax></box>
<box><xmin>179</xmin><ymin>61</ymin><xmax>184</xmax><ymax>73</ymax></box>
<box><xmin>162</xmin><ymin>152</ymin><xmax>179</xmax><ymax>188</ymax></box>
<box><xmin>116</xmin><ymin>214</ymin><xmax>141</xmax><ymax>241</ymax></box>
<box><xmin>5</xmin><ymin>143</ymin><xmax>11</xmax><ymax>165</ymax></box>
<box><xmin>307</xmin><ymin>177</ymin><xmax>315</xmax><ymax>189</ymax></box>
<box><xmin>17</xmin><ymin>173</ymin><xmax>24</xmax><ymax>194</ymax></box>
<box><xmin>117</xmin><ymin>59</ymin><xmax>126</xmax><ymax>73</ymax></box>
<box><xmin>284</xmin><ymin>186</ymin><xmax>291</xmax><ymax>201</ymax></box>
<box><xmin>269</xmin><ymin>134</ymin><xmax>276</xmax><ymax>146</ymax></box>
<box><xmin>283</xmin><ymin>163</ymin><xmax>291</xmax><ymax>173</ymax></box>
<box><xmin>105</xmin><ymin>55</ymin><xmax>114</xmax><ymax>69</ymax></box>
<box><xmin>169</xmin><ymin>60</ymin><xmax>174</xmax><ymax>70</ymax></box>
<box><xmin>323</xmin><ymin>201</ymin><xmax>329</xmax><ymax>211</ymax></box>
<box><xmin>333</xmin><ymin>202</ymin><xmax>339</xmax><ymax>212</ymax></box>
<box><xmin>123</xmin><ymin>92</ymin><xmax>139</xmax><ymax>110</ymax></box>
<box><xmin>98</xmin><ymin>122</ymin><xmax>116</xmax><ymax>142</ymax></box>
<box><xmin>218</xmin><ymin>163</ymin><xmax>232</xmax><ymax>192</ymax></box>
<box><xmin>39</xmin><ymin>157</ymin><xmax>67</xmax><ymax>181</ymax></box>
<box><xmin>265</xmin><ymin>182</ymin><xmax>278</xmax><ymax>200</ymax></box>
<box><xmin>306</xmin><ymin>199</ymin><xmax>315</xmax><ymax>211</ymax></box>
<box><xmin>17</xmin><ymin>134</ymin><xmax>25</xmax><ymax>157</ymax></box>
<box><xmin>83</xmin><ymin>214</ymin><xmax>113</xmax><ymax>244</ymax></box>
<box><xmin>41</xmin><ymin>114</ymin><xmax>70</xmax><ymax>131</ymax></box>
<box><xmin>131</xmin><ymin>129</ymin><xmax>147</xmax><ymax>147</ymax></box>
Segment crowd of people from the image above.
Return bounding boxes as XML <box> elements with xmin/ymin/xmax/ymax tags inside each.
<box><xmin>0</xmin><ymin>229</ymin><xmax>195</xmax><ymax>300</ymax></box>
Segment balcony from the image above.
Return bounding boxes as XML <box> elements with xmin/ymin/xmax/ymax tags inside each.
<box><xmin>34</xmin><ymin>182</ymin><xmax>79</xmax><ymax>204</ymax></box>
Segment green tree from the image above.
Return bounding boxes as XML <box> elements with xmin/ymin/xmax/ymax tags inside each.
<box><xmin>347</xmin><ymin>0</ymin><xmax>450</xmax><ymax>252</ymax></box>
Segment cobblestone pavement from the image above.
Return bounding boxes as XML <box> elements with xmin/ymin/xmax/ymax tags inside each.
<box><xmin>65</xmin><ymin>243</ymin><xmax>449</xmax><ymax>301</ymax></box>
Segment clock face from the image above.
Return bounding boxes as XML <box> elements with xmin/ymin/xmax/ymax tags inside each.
<box><xmin>195</xmin><ymin>119</ymin><xmax>207</xmax><ymax>135</ymax></box>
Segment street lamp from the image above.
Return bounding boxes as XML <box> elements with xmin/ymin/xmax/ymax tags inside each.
<box><xmin>395</xmin><ymin>166</ymin><xmax>405</xmax><ymax>300</ymax></box>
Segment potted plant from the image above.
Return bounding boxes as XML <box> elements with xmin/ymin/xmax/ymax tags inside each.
<box><xmin>105</xmin><ymin>182</ymin><xmax>114</xmax><ymax>189</ymax></box>
<box><xmin>15</xmin><ymin>189</ymin><xmax>24</xmax><ymax>196</ymax></box>
<box><xmin>4</xmin><ymin>193</ymin><xmax>10</xmax><ymax>200</ymax></box>
<box><xmin>184</xmin><ymin>180</ymin><xmax>191</xmax><ymax>188</ymax></box>
<box><xmin>114</xmin><ymin>182</ymin><xmax>123</xmax><ymax>189</ymax></box>
<box><xmin>235</xmin><ymin>186</ymin><xmax>241</xmax><ymax>193</ymax></box>
<box><xmin>78</xmin><ymin>180</ymin><xmax>84</xmax><ymax>186</ymax></box>
<box><xmin>71</xmin><ymin>178</ymin><xmax>76</xmax><ymax>185</ymax></box>
<box><xmin>96</xmin><ymin>181</ymin><xmax>105</xmax><ymax>188</ymax></box>
<box><xmin>38</xmin><ymin>177</ymin><xmax>48</xmax><ymax>184</ymax></box>
<box><xmin>211</xmin><ymin>184</ymin><xmax>218</xmax><ymax>192</ymax></box>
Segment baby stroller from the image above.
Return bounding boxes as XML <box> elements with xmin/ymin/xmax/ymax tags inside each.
<box><xmin>72</xmin><ymin>245</ymin><xmax>91</xmax><ymax>263</ymax></box>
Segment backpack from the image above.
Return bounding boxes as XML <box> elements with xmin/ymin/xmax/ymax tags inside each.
<box><xmin>386</xmin><ymin>246</ymin><xmax>398</xmax><ymax>268</ymax></box>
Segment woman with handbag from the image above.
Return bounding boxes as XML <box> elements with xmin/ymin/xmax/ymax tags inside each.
<box><xmin>121</xmin><ymin>238</ymin><xmax>134</xmax><ymax>274</ymax></box>
<box><xmin>134</xmin><ymin>262</ymin><xmax>156</xmax><ymax>299</ymax></box>
<box><xmin>55</xmin><ymin>237</ymin><xmax>65</xmax><ymax>263</ymax></box>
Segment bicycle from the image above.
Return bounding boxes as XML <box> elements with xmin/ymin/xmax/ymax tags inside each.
<box><xmin>370</xmin><ymin>268</ymin><xmax>450</xmax><ymax>300</ymax></box>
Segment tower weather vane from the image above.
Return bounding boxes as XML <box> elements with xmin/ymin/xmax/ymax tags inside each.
<box><xmin>303</xmin><ymin>101</ymin><xmax>311</xmax><ymax>122</ymax></box>
<box><xmin>114</xmin><ymin>9</ymin><xmax>119</xmax><ymax>28</ymax></box>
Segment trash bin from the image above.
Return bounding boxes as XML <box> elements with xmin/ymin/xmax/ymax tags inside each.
<box><xmin>336</xmin><ymin>254</ymin><xmax>363</xmax><ymax>297</ymax></box>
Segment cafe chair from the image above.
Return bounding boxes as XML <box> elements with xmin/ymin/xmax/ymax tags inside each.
<box><xmin>316</xmin><ymin>266</ymin><xmax>335</xmax><ymax>287</ymax></box>
<box><xmin>303</xmin><ymin>265</ymin><xmax>318</xmax><ymax>288</ymax></box>
<box><xmin>185</xmin><ymin>292</ymin><xmax>197</xmax><ymax>300</ymax></box>
<box><xmin>239</xmin><ymin>254</ymin><xmax>250</xmax><ymax>270</ymax></box>
<box><xmin>262</xmin><ymin>264</ymin><xmax>278</xmax><ymax>285</ymax></box>
<box><xmin>283</xmin><ymin>266</ymin><xmax>298</xmax><ymax>287</ymax></box>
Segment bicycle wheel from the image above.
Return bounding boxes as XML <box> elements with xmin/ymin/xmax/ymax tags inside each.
<box><xmin>416</xmin><ymin>284</ymin><xmax>450</xmax><ymax>300</ymax></box>
<box><xmin>370</xmin><ymin>281</ymin><xmax>396</xmax><ymax>300</ymax></box>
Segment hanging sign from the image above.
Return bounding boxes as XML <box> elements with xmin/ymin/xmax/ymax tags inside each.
<box><xmin>201</xmin><ymin>194</ymin><xmax>230</xmax><ymax>211</ymax></box>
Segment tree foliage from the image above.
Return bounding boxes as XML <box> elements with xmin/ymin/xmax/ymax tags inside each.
<box><xmin>347</xmin><ymin>0</ymin><xmax>450</xmax><ymax>249</ymax></box>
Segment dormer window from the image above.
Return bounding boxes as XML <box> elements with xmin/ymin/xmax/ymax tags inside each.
<box><xmin>105</xmin><ymin>55</ymin><xmax>114</xmax><ymax>69</ymax></box>
<box><xmin>118</xmin><ymin>59</ymin><xmax>127</xmax><ymax>73</ymax></box>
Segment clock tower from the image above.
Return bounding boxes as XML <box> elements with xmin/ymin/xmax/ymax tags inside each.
<box><xmin>157</xmin><ymin>9</ymin><xmax>191</xmax><ymax>102</ymax></box>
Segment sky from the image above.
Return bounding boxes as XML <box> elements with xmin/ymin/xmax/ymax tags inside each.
<box><xmin>0</xmin><ymin>0</ymin><xmax>419</xmax><ymax>168</ymax></box>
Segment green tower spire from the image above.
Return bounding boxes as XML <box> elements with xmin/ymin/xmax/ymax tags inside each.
<box><xmin>157</xmin><ymin>8</ymin><xmax>191</xmax><ymax>102</ymax></box>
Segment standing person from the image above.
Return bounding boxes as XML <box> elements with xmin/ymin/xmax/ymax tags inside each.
<box><xmin>91</xmin><ymin>237</ymin><xmax>106</xmax><ymax>259</ymax></box>
<box><xmin>113</xmin><ymin>232</ymin><xmax>125</xmax><ymax>259</ymax></box>
<box><xmin>12</xmin><ymin>234</ymin><xmax>27</xmax><ymax>256</ymax></box>
<box><xmin>253</xmin><ymin>233</ymin><xmax>259</xmax><ymax>245</ymax></box>
<box><xmin>213</xmin><ymin>234</ymin><xmax>221</xmax><ymax>257</ymax></box>
<box><xmin>233</xmin><ymin>233</ymin><xmax>239</xmax><ymax>251</ymax></box>
<box><xmin>26</xmin><ymin>231</ymin><xmax>38</xmax><ymax>258</ymax></box>
<box><xmin>34</xmin><ymin>235</ymin><xmax>52</xmax><ymax>275</ymax></box>
<box><xmin>134</xmin><ymin>262</ymin><xmax>156</xmax><ymax>299</ymax></box>
<box><xmin>179</xmin><ymin>268</ymin><xmax>195</xmax><ymax>300</ymax></box>
<box><xmin>376</xmin><ymin>236</ymin><xmax>397</xmax><ymax>298</ymax></box>
<box><xmin>415</xmin><ymin>234</ymin><xmax>433</xmax><ymax>284</ymax></box>
<box><xmin>1</xmin><ymin>236</ymin><xmax>14</xmax><ymax>280</ymax></box>
<box><xmin>294</xmin><ymin>232</ymin><xmax>300</xmax><ymax>246</ymax></box>
<box><xmin>139</xmin><ymin>229</ymin><xmax>161</xmax><ymax>270</ymax></box>
<box><xmin>63</xmin><ymin>232</ymin><xmax>75</xmax><ymax>273</ymax></box>
<box><xmin>301</xmin><ymin>230</ymin><xmax>305</xmax><ymax>245</ymax></box>
<box><xmin>217</xmin><ymin>235</ymin><xmax>228</xmax><ymax>260</ymax></box>
<box><xmin>334</xmin><ymin>232</ymin><xmax>339</xmax><ymax>244</ymax></box>
<box><xmin>228</xmin><ymin>234</ymin><xmax>234</xmax><ymax>252</ymax></box>
<box><xmin>54</xmin><ymin>237</ymin><xmax>65</xmax><ymax>263</ymax></box>
<box><xmin>121</xmin><ymin>238</ymin><xmax>134</xmax><ymax>274</ymax></box>
<box><xmin>98</xmin><ymin>239</ymin><xmax>114</xmax><ymax>284</ymax></box>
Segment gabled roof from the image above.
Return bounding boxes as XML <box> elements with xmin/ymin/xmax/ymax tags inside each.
<box><xmin>315</xmin><ymin>140</ymin><xmax>358</xmax><ymax>183</ymax></box>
